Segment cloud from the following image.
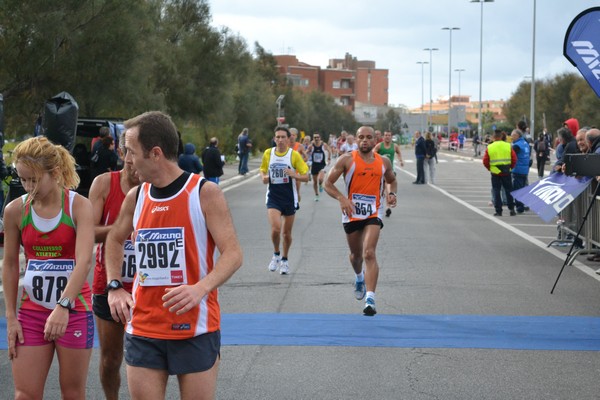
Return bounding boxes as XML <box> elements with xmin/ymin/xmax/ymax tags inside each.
<box><xmin>210</xmin><ymin>0</ymin><xmax>596</xmax><ymax>108</ymax></box>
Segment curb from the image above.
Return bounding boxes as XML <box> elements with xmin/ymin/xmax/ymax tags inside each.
<box><xmin>220</xmin><ymin>168</ymin><xmax>260</xmax><ymax>189</ymax></box>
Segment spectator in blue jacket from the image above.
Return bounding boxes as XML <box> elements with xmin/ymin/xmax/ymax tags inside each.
<box><xmin>510</xmin><ymin>129</ymin><xmax>531</xmax><ymax>213</ymax></box>
<box><xmin>178</xmin><ymin>142</ymin><xmax>203</xmax><ymax>174</ymax></box>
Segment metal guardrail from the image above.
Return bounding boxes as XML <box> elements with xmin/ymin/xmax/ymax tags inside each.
<box><xmin>548</xmin><ymin>180</ymin><xmax>600</xmax><ymax>265</ymax></box>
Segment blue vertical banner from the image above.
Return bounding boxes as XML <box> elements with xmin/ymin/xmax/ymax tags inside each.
<box><xmin>564</xmin><ymin>7</ymin><xmax>600</xmax><ymax>98</ymax></box>
<box><xmin>512</xmin><ymin>174</ymin><xmax>592</xmax><ymax>222</ymax></box>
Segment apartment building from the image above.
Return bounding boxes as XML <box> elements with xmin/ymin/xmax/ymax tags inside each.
<box><xmin>410</xmin><ymin>95</ymin><xmax>506</xmax><ymax>126</ymax></box>
<box><xmin>274</xmin><ymin>52</ymin><xmax>389</xmax><ymax>111</ymax></box>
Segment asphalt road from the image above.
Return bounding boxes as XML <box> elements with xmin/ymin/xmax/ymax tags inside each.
<box><xmin>1</xmin><ymin>149</ymin><xmax>600</xmax><ymax>399</ymax></box>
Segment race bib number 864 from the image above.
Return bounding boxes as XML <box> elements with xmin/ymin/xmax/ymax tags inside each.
<box><xmin>352</xmin><ymin>193</ymin><xmax>376</xmax><ymax>219</ymax></box>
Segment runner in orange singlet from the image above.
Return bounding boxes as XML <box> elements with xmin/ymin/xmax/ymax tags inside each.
<box><xmin>104</xmin><ymin>111</ymin><xmax>242</xmax><ymax>400</ymax></box>
<box><xmin>324</xmin><ymin>126</ymin><xmax>397</xmax><ymax>316</ymax></box>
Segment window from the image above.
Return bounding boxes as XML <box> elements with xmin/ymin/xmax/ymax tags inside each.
<box><xmin>288</xmin><ymin>75</ymin><xmax>309</xmax><ymax>87</ymax></box>
<box><xmin>332</xmin><ymin>80</ymin><xmax>341</xmax><ymax>89</ymax></box>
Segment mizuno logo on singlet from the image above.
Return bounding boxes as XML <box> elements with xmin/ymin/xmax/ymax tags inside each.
<box><xmin>28</xmin><ymin>261</ymin><xmax>74</xmax><ymax>271</ymax></box>
<box><xmin>151</xmin><ymin>205</ymin><xmax>169</xmax><ymax>213</ymax></box>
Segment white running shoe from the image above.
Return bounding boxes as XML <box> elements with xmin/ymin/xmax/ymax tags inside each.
<box><xmin>279</xmin><ymin>259</ymin><xmax>289</xmax><ymax>275</ymax></box>
<box><xmin>354</xmin><ymin>280</ymin><xmax>366</xmax><ymax>300</ymax></box>
<box><xmin>268</xmin><ymin>255</ymin><xmax>281</xmax><ymax>272</ymax></box>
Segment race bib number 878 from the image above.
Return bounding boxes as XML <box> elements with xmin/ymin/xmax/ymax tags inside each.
<box><xmin>134</xmin><ymin>227</ymin><xmax>187</xmax><ymax>286</ymax></box>
<box><xmin>24</xmin><ymin>259</ymin><xmax>74</xmax><ymax>309</ymax></box>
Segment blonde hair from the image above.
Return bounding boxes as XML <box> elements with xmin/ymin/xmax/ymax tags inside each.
<box><xmin>13</xmin><ymin>137</ymin><xmax>80</xmax><ymax>196</ymax></box>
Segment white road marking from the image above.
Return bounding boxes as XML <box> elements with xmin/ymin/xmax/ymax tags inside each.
<box><xmin>397</xmin><ymin>168</ymin><xmax>600</xmax><ymax>283</ymax></box>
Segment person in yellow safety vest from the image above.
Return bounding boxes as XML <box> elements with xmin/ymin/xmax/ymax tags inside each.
<box><xmin>483</xmin><ymin>129</ymin><xmax>517</xmax><ymax>217</ymax></box>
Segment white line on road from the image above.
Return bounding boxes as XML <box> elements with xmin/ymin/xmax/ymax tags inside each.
<box><xmin>397</xmin><ymin>167</ymin><xmax>600</xmax><ymax>283</ymax></box>
<box><xmin>222</xmin><ymin>172</ymin><xmax>260</xmax><ymax>193</ymax></box>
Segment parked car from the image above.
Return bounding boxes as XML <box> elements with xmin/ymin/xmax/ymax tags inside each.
<box><xmin>73</xmin><ymin>117</ymin><xmax>124</xmax><ymax>197</ymax></box>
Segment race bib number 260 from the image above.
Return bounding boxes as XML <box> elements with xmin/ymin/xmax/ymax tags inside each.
<box><xmin>134</xmin><ymin>227</ymin><xmax>187</xmax><ymax>286</ymax></box>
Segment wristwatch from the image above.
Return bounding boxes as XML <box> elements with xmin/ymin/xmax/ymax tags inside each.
<box><xmin>389</xmin><ymin>192</ymin><xmax>397</xmax><ymax>197</ymax></box>
<box><xmin>57</xmin><ymin>297</ymin><xmax>73</xmax><ymax>311</ymax></box>
<box><xmin>106</xmin><ymin>279</ymin><xmax>123</xmax><ymax>291</ymax></box>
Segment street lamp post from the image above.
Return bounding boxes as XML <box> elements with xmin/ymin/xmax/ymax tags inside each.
<box><xmin>417</xmin><ymin>61</ymin><xmax>429</xmax><ymax>133</ymax></box>
<box><xmin>530</xmin><ymin>0</ymin><xmax>537</xmax><ymax>137</ymax></box>
<box><xmin>471</xmin><ymin>0</ymin><xmax>494</xmax><ymax>137</ymax></box>
<box><xmin>455</xmin><ymin>69</ymin><xmax>465</xmax><ymax>98</ymax></box>
<box><xmin>424</xmin><ymin>48</ymin><xmax>439</xmax><ymax>131</ymax></box>
<box><xmin>442</xmin><ymin>27</ymin><xmax>460</xmax><ymax>138</ymax></box>
<box><xmin>276</xmin><ymin>95</ymin><xmax>285</xmax><ymax>126</ymax></box>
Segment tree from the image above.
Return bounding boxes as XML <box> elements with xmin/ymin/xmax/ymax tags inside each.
<box><xmin>375</xmin><ymin>108</ymin><xmax>402</xmax><ymax>135</ymax></box>
<box><xmin>503</xmin><ymin>73</ymin><xmax>600</xmax><ymax>137</ymax></box>
<box><xmin>0</xmin><ymin>0</ymin><xmax>157</xmax><ymax>134</ymax></box>
<box><xmin>480</xmin><ymin>111</ymin><xmax>496</xmax><ymax>132</ymax></box>
<box><xmin>567</xmin><ymin>79</ymin><xmax>600</xmax><ymax>128</ymax></box>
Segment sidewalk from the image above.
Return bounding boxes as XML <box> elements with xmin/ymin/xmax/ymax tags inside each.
<box><xmin>219</xmin><ymin>156</ymin><xmax>262</xmax><ymax>188</ymax></box>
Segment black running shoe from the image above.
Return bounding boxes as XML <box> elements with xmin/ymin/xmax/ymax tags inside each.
<box><xmin>363</xmin><ymin>298</ymin><xmax>377</xmax><ymax>316</ymax></box>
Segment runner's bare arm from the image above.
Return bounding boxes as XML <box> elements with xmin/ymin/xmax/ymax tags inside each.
<box><xmin>105</xmin><ymin>187</ymin><xmax>137</xmax><ymax>323</ymax></box>
<box><xmin>324</xmin><ymin>144</ymin><xmax>332</xmax><ymax>163</ymax></box>
<box><xmin>89</xmin><ymin>172</ymin><xmax>111</xmax><ymax>243</ymax></box>
<box><xmin>2</xmin><ymin>200</ymin><xmax>25</xmax><ymax>358</ymax></box>
<box><xmin>395</xmin><ymin>144</ymin><xmax>404</xmax><ymax>167</ymax></box>
<box><xmin>324</xmin><ymin>154</ymin><xmax>354</xmax><ymax>216</ymax></box>
<box><xmin>382</xmin><ymin>157</ymin><xmax>398</xmax><ymax>208</ymax></box>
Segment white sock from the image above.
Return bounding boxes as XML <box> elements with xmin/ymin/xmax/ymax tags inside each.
<box><xmin>355</xmin><ymin>271</ymin><xmax>364</xmax><ymax>282</ymax></box>
<box><xmin>366</xmin><ymin>291</ymin><xmax>375</xmax><ymax>301</ymax></box>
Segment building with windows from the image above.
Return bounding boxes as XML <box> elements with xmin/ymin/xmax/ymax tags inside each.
<box><xmin>409</xmin><ymin>95</ymin><xmax>506</xmax><ymax>131</ymax></box>
<box><xmin>274</xmin><ymin>52</ymin><xmax>388</xmax><ymax>112</ymax></box>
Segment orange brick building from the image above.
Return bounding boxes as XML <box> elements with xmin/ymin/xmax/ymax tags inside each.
<box><xmin>275</xmin><ymin>53</ymin><xmax>388</xmax><ymax>111</ymax></box>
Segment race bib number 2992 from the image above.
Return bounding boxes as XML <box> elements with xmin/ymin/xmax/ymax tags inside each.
<box><xmin>134</xmin><ymin>227</ymin><xmax>187</xmax><ymax>286</ymax></box>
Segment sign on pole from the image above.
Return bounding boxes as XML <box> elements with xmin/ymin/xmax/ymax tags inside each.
<box><xmin>564</xmin><ymin>7</ymin><xmax>600</xmax><ymax>98</ymax></box>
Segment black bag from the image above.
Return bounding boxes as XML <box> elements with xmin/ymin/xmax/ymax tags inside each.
<box><xmin>43</xmin><ymin>92</ymin><xmax>78</xmax><ymax>152</ymax></box>
<box><xmin>537</xmin><ymin>140</ymin><xmax>546</xmax><ymax>152</ymax></box>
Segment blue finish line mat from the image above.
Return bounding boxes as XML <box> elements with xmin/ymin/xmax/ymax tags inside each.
<box><xmin>1</xmin><ymin>313</ymin><xmax>600</xmax><ymax>351</ymax></box>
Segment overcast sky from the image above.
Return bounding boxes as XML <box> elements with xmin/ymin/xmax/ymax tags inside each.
<box><xmin>210</xmin><ymin>0</ymin><xmax>596</xmax><ymax>109</ymax></box>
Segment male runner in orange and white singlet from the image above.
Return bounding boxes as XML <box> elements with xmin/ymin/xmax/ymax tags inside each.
<box><xmin>105</xmin><ymin>111</ymin><xmax>242</xmax><ymax>400</ymax></box>
<box><xmin>89</xmin><ymin>133</ymin><xmax>140</xmax><ymax>400</ymax></box>
<box><xmin>325</xmin><ymin>126</ymin><xmax>397</xmax><ymax>316</ymax></box>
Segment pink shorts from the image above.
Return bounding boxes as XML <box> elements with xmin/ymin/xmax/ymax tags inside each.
<box><xmin>17</xmin><ymin>308</ymin><xmax>95</xmax><ymax>349</ymax></box>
